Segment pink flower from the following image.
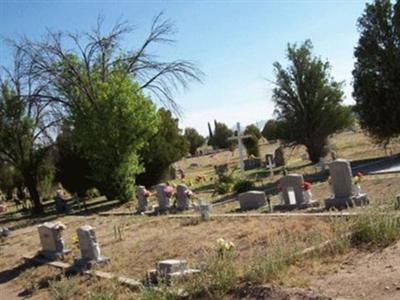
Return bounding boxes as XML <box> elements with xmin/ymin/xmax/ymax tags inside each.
<box><xmin>164</xmin><ymin>186</ymin><xmax>174</xmax><ymax>198</ymax></box>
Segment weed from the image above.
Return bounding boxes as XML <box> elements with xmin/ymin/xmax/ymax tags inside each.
<box><xmin>351</xmin><ymin>211</ymin><xmax>400</xmax><ymax>249</ymax></box>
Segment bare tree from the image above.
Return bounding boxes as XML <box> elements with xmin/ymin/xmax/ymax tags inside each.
<box><xmin>15</xmin><ymin>13</ymin><xmax>203</xmax><ymax>112</ymax></box>
<box><xmin>0</xmin><ymin>45</ymin><xmax>63</xmax><ymax>214</ymax></box>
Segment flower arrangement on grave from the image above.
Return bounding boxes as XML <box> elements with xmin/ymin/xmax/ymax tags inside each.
<box><xmin>353</xmin><ymin>172</ymin><xmax>363</xmax><ymax>196</ymax></box>
<box><xmin>163</xmin><ymin>185</ymin><xmax>174</xmax><ymax>198</ymax></box>
<box><xmin>185</xmin><ymin>189</ymin><xmax>194</xmax><ymax>198</ymax></box>
<box><xmin>301</xmin><ymin>181</ymin><xmax>313</xmax><ymax>204</ymax></box>
<box><xmin>301</xmin><ymin>181</ymin><xmax>312</xmax><ymax>190</ymax></box>
<box><xmin>353</xmin><ymin>172</ymin><xmax>363</xmax><ymax>184</ymax></box>
<box><xmin>216</xmin><ymin>238</ymin><xmax>235</xmax><ymax>257</ymax></box>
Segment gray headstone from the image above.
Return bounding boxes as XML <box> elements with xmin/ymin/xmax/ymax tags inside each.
<box><xmin>38</xmin><ymin>222</ymin><xmax>65</xmax><ymax>254</ymax></box>
<box><xmin>176</xmin><ymin>184</ymin><xmax>191</xmax><ymax>210</ymax></box>
<box><xmin>280</xmin><ymin>174</ymin><xmax>305</xmax><ymax>206</ymax></box>
<box><xmin>238</xmin><ymin>191</ymin><xmax>266</xmax><ymax>210</ymax></box>
<box><xmin>136</xmin><ymin>186</ymin><xmax>148</xmax><ymax>212</ymax></box>
<box><xmin>244</xmin><ymin>158</ymin><xmax>262</xmax><ymax>171</ymax></box>
<box><xmin>329</xmin><ymin>159</ymin><xmax>353</xmax><ymax>198</ymax></box>
<box><xmin>156</xmin><ymin>183</ymin><xmax>170</xmax><ymax>211</ymax></box>
<box><xmin>198</xmin><ymin>201</ymin><xmax>212</xmax><ymax>221</ymax></box>
<box><xmin>76</xmin><ymin>225</ymin><xmax>102</xmax><ymax>261</ymax></box>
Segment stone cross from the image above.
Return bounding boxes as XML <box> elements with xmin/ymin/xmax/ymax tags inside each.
<box><xmin>280</xmin><ymin>174</ymin><xmax>305</xmax><ymax>206</ymax></box>
<box><xmin>76</xmin><ymin>225</ymin><xmax>102</xmax><ymax>262</ymax></box>
<box><xmin>156</xmin><ymin>183</ymin><xmax>170</xmax><ymax>212</ymax></box>
<box><xmin>176</xmin><ymin>184</ymin><xmax>191</xmax><ymax>210</ymax></box>
<box><xmin>228</xmin><ymin>122</ymin><xmax>252</xmax><ymax>179</ymax></box>
<box><xmin>136</xmin><ymin>185</ymin><xmax>148</xmax><ymax>213</ymax></box>
<box><xmin>37</xmin><ymin>222</ymin><xmax>68</xmax><ymax>259</ymax></box>
<box><xmin>266</xmin><ymin>155</ymin><xmax>274</xmax><ymax>176</ymax></box>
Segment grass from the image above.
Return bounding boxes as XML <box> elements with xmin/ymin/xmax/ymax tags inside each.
<box><xmin>350</xmin><ymin>211</ymin><xmax>400</xmax><ymax>249</ymax></box>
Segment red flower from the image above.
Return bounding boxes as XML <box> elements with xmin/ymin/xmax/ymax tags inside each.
<box><xmin>301</xmin><ymin>181</ymin><xmax>312</xmax><ymax>191</ymax></box>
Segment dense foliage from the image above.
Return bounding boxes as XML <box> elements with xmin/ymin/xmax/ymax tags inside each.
<box><xmin>353</xmin><ymin>0</ymin><xmax>400</xmax><ymax>144</ymax></box>
<box><xmin>243</xmin><ymin>124</ymin><xmax>262</xmax><ymax>157</ymax></box>
<box><xmin>272</xmin><ymin>40</ymin><xmax>352</xmax><ymax>163</ymax></box>
<box><xmin>184</xmin><ymin>127</ymin><xmax>205</xmax><ymax>155</ymax></box>
<box><xmin>137</xmin><ymin>108</ymin><xmax>188</xmax><ymax>187</ymax></box>
<box><xmin>60</xmin><ymin>73</ymin><xmax>158</xmax><ymax>201</ymax></box>
<box><xmin>208</xmin><ymin>122</ymin><xmax>234</xmax><ymax>150</ymax></box>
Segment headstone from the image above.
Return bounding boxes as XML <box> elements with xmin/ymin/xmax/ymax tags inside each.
<box><xmin>136</xmin><ymin>186</ymin><xmax>149</xmax><ymax>213</ymax></box>
<box><xmin>176</xmin><ymin>184</ymin><xmax>191</xmax><ymax>210</ymax></box>
<box><xmin>325</xmin><ymin>159</ymin><xmax>368</xmax><ymax>209</ymax></box>
<box><xmin>244</xmin><ymin>158</ymin><xmax>262</xmax><ymax>170</ymax></box>
<box><xmin>274</xmin><ymin>174</ymin><xmax>319</xmax><ymax>211</ymax></box>
<box><xmin>156</xmin><ymin>183</ymin><xmax>170</xmax><ymax>212</ymax></box>
<box><xmin>238</xmin><ymin>191</ymin><xmax>266</xmax><ymax>210</ymax></box>
<box><xmin>198</xmin><ymin>200</ymin><xmax>212</xmax><ymax>221</ymax></box>
<box><xmin>274</xmin><ymin>146</ymin><xmax>285</xmax><ymax>167</ymax></box>
<box><xmin>75</xmin><ymin>225</ymin><xmax>109</xmax><ymax>267</ymax></box>
<box><xmin>157</xmin><ymin>259</ymin><xmax>187</xmax><ymax>276</ymax></box>
<box><xmin>37</xmin><ymin>222</ymin><xmax>70</xmax><ymax>259</ymax></box>
<box><xmin>280</xmin><ymin>174</ymin><xmax>305</xmax><ymax>206</ymax></box>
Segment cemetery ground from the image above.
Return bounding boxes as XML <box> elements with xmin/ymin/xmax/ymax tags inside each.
<box><xmin>1</xmin><ymin>130</ymin><xmax>400</xmax><ymax>299</ymax></box>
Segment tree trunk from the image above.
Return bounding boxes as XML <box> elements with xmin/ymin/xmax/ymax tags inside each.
<box><xmin>25</xmin><ymin>176</ymin><xmax>43</xmax><ymax>215</ymax></box>
<box><xmin>306</xmin><ymin>141</ymin><xmax>325</xmax><ymax>164</ymax></box>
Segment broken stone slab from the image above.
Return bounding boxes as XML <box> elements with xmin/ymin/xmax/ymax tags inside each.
<box><xmin>147</xmin><ymin>259</ymin><xmax>200</xmax><ymax>285</ymax></box>
<box><xmin>238</xmin><ymin>191</ymin><xmax>266</xmax><ymax>210</ymax></box>
<box><xmin>74</xmin><ymin>225</ymin><xmax>109</xmax><ymax>268</ymax></box>
<box><xmin>37</xmin><ymin>222</ymin><xmax>70</xmax><ymax>260</ymax></box>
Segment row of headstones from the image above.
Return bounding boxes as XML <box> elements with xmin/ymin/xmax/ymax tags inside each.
<box><xmin>38</xmin><ymin>222</ymin><xmax>107</xmax><ymax>267</ymax></box>
<box><xmin>136</xmin><ymin>183</ymin><xmax>193</xmax><ymax>213</ymax></box>
<box><xmin>37</xmin><ymin>222</ymin><xmax>199</xmax><ymax>281</ymax></box>
<box><xmin>238</xmin><ymin>159</ymin><xmax>369</xmax><ymax>210</ymax></box>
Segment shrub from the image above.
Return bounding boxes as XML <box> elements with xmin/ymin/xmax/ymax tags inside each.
<box><xmin>351</xmin><ymin>213</ymin><xmax>400</xmax><ymax>249</ymax></box>
<box><xmin>183</xmin><ymin>239</ymin><xmax>237</xmax><ymax>299</ymax></box>
<box><xmin>233</xmin><ymin>179</ymin><xmax>255</xmax><ymax>193</ymax></box>
<box><xmin>215</xmin><ymin>182</ymin><xmax>232</xmax><ymax>195</ymax></box>
<box><xmin>49</xmin><ymin>276</ymin><xmax>80</xmax><ymax>300</ymax></box>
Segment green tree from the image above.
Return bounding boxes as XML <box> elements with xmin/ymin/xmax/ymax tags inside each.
<box><xmin>353</xmin><ymin>0</ymin><xmax>400</xmax><ymax>144</ymax></box>
<box><xmin>272</xmin><ymin>40</ymin><xmax>352</xmax><ymax>163</ymax></box>
<box><xmin>17</xmin><ymin>15</ymin><xmax>201</xmax><ymax>201</ymax></box>
<box><xmin>55</xmin><ymin>122</ymin><xmax>95</xmax><ymax>196</ymax></box>
<box><xmin>137</xmin><ymin>108</ymin><xmax>188</xmax><ymax>186</ymax></box>
<box><xmin>184</xmin><ymin>127</ymin><xmax>205</xmax><ymax>155</ymax></box>
<box><xmin>209</xmin><ymin>122</ymin><xmax>234</xmax><ymax>150</ymax></box>
<box><xmin>62</xmin><ymin>72</ymin><xmax>158</xmax><ymax>201</ymax></box>
<box><xmin>262</xmin><ymin>120</ymin><xmax>279</xmax><ymax>141</ymax></box>
<box><xmin>243</xmin><ymin>124</ymin><xmax>261</xmax><ymax>157</ymax></box>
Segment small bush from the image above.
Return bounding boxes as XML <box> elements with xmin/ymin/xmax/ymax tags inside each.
<box><xmin>49</xmin><ymin>276</ymin><xmax>80</xmax><ymax>300</ymax></box>
<box><xmin>215</xmin><ymin>182</ymin><xmax>232</xmax><ymax>195</ymax></box>
<box><xmin>351</xmin><ymin>213</ymin><xmax>400</xmax><ymax>249</ymax></box>
<box><xmin>233</xmin><ymin>179</ymin><xmax>255</xmax><ymax>193</ymax></box>
<box><xmin>183</xmin><ymin>239</ymin><xmax>237</xmax><ymax>299</ymax></box>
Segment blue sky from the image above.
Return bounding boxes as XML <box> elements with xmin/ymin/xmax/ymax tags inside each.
<box><xmin>1</xmin><ymin>0</ymin><xmax>369</xmax><ymax>135</ymax></box>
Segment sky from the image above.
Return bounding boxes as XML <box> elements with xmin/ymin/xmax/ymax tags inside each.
<box><xmin>0</xmin><ymin>0</ymin><xmax>369</xmax><ymax>135</ymax></box>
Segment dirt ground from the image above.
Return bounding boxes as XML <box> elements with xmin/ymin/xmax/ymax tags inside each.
<box><xmin>1</xmin><ymin>130</ymin><xmax>400</xmax><ymax>299</ymax></box>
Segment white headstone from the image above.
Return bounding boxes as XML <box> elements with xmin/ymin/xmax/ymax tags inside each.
<box><xmin>37</xmin><ymin>222</ymin><xmax>68</xmax><ymax>259</ymax></box>
<box><xmin>76</xmin><ymin>225</ymin><xmax>102</xmax><ymax>261</ymax></box>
